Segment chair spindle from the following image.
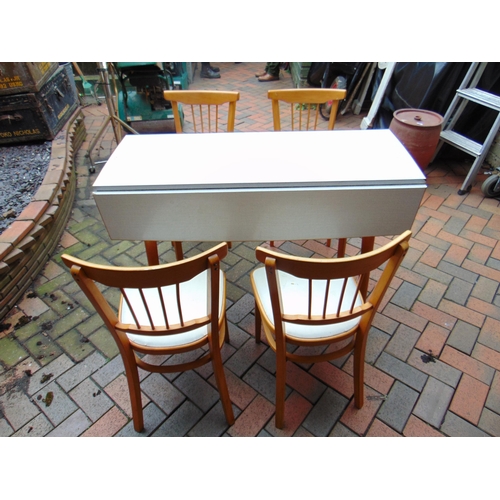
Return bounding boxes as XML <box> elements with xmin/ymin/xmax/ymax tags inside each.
<box><xmin>323</xmin><ymin>279</ymin><xmax>331</xmax><ymax>318</ymax></box>
<box><xmin>175</xmin><ymin>282</ymin><xmax>184</xmax><ymax>327</ymax></box>
<box><xmin>158</xmin><ymin>287</ymin><xmax>170</xmax><ymax>329</ymax></box>
<box><xmin>121</xmin><ymin>289</ymin><xmax>141</xmax><ymax>329</ymax></box>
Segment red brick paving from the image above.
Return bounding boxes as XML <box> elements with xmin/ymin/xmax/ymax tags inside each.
<box><xmin>223</xmin><ymin>369</ymin><xmax>257</xmax><ymax>410</ymax></box>
<box><xmin>438</xmin><ymin>300</ymin><xmax>484</xmax><ymax>328</ymax></box>
<box><xmin>268</xmin><ymin>392</ymin><xmax>313</xmax><ymax>437</ymax></box>
<box><xmin>420</xmin><ymin>246</ymin><xmax>446</xmax><ymax>267</ymax></box>
<box><xmin>415</xmin><ymin>323</ymin><xmax>450</xmax><ymax>356</ymax></box>
<box><xmin>366</xmin><ymin>419</ymin><xmax>402</xmax><ymax>437</ymax></box>
<box><xmin>449</xmin><ymin>374</ymin><xmax>490</xmax><ymax>425</ymax></box>
<box><xmin>472</xmin><ymin>344</ymin><xmax>500</xmax><ymax>372</ymax></box>
<box><xmin>285</xmin><ymin>362</ymin><xmax>327</xmax><ymax>402</ymax></box>
<box><xmin>81</xmin><ymin>407</ymin><xmax>128</xmax><ymax>437</ymax></box>
<box><xmin>440</xmin><ymin>346</ymin><xmax>494</xmax><ymax>384</ymax></box>
<box><xmin>340</xmin><ymin>387</ymin><xmax>384</xmax><ymax>435</ymax></box>
<box><xmin>403</xmin><ymin>415</ymin><xmax>445</xmax><ymax>437</ymax></box>
<box><xmin>413</xmin><ymin>301</ymin><xmax>458</xmax><ymax>330</ymax></box>
<box><xmin>343</xmin><ymin>357</ymin><xmax>395</xmax><ymax>395</ymax></box>
<box><xmin>309</xmin><ymin>362</ymin><xmax>355</xmax><ymax>398</ymax></box>
<box><xmin>443</xmin><ymin>245</ymin><xmax>469</xmax><ymax>266</ymax></box>
<box><xmin>228</xmin><ymin>395</ymin><xmax>275</xmax><ymax>437</ymax></box>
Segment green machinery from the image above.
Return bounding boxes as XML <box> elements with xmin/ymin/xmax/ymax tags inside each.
<box><xmin>114</xmin><ymin>62</ymin><xmax>187</xmax><ymax>132</ymax></box>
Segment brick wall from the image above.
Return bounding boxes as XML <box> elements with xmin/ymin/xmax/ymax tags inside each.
<box><xmin>0</xmin><ymin>109</ymin><xmax>86</xmax><ymax>321</ymax></box>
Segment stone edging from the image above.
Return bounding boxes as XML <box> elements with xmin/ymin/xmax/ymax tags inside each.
<box><xmin>0</xmin><ymin>108</ymin><xmax>86</xmax><ymax>321</ymax></box>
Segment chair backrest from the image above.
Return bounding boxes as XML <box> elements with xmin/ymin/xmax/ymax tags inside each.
<box><xmin>164</xmin><ymin>90</ymin><xmax>240</xmax><ymax>133</ymax></box>
<box><xmin>61</xmin><ymin>243</ymin><xmax>228</xmax><ymax>339</ymax></box>
<box><xmin>255</xmin><ymin>231</ymin><xmax>411</xmax><ymax>337</ymax></box>
<box><xmin>268</xmin><ymin>88</ymin><xmax>347</xmax><ymax>131</ymax></box>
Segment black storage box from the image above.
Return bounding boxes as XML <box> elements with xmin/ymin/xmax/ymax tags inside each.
<box><xmin>0</xmin><ymin>63</ymin><xmax>78</xmax><ymax>144</ymax></box>
<box><xmin>0</xmin><ymin>62</ymin><xmax>58</xmax><ymax>96</ymax></box>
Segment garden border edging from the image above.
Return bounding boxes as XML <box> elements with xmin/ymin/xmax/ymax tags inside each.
<box><xmin>0</xmin><ymin>108</ymin><xmax>86</xmax><ymax>321</ymax></box>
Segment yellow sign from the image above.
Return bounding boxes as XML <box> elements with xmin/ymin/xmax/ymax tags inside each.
<box><xmin>57</xmin><ymin>104</ymin><xmax>69</xmax><ymax>120</ymax></box>
<box><xmin>0</xmin><ymin>128</ymin><xmax>41</xmax><ymax>138</ymax></box>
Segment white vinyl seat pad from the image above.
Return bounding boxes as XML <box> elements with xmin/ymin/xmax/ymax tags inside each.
<box><xmin>120</xmin><ymin>269</ymin><xmax>224</xmax><ymax>348</ymax></box>
<box><xmin>252</xmin><ymin>267</ymin><xmax>362</xmax><ymax>340</ymax></box>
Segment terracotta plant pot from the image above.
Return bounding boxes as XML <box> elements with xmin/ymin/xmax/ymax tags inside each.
<box><xmin>389</xmin><ymin>108</ymin><xmax>443</xmax><ymax>170</ymax></box>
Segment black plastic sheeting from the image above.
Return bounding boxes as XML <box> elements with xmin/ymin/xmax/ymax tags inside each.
<box><xmin>372</xmin><ymin>62</ymin><xmax>500</xmax><ymax>159</ymax></box>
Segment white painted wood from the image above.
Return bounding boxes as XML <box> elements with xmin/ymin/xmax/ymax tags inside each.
<box><xmin>93</xmin><ymin>129</ymin><xmax>426</xmax><ymax>242</ymax></box>
<box><xmin>360</xmin><ymin>62</ymin><xmax>397</xmax><ymax>130</ymax></box>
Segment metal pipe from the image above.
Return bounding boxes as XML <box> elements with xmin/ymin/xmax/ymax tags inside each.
<box><xmin>97</xmin><ymin>62</ymin><xmax>121</xmax><ymax>143</ymax></box>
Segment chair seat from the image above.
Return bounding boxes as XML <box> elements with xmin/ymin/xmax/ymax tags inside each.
<box><xmin>252</xmin><ymin>268</ymin><xmax>362</xmax><ymax>340</ymax></box>
<box><xmin>121</xmin><ymin>270</ymin><xmax>225</xmax><ymax>348</ymax></box>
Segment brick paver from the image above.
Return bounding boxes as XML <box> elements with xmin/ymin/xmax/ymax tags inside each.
<box><xmin>1</xmin><ymin>62</ymin><xmax>500</xmax><ymax>438</ymax></box>
<box><xmin>449</xmin><ymin>373</ymin><xmax>490</xmax><ymax>425</ymax></box>
<box><xmin>403</xmin><ymin>415</ymin><xmax>445</xmax><ymax>437</ymax></box>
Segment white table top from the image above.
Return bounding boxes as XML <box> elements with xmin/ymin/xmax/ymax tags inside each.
<box><xmin>93</xmin><ymin>129</ymin><xmax>426</xmax><ymax>193</ymax></box>
<box><xmin>93</xmin><ymin>128</ymin><xmax>426</xmax><ymax>242</ymax></box>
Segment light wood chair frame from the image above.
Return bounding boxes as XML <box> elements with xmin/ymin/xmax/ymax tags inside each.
<box><xmin>267</xmin><ymin>88</ymin><xmax>347</xmax><ymax>250</ymax></box>
<box><xmin>62</xmin><ymin>242</ymin><xmax>234</xmax><ymax>432</ymax></box>
<box><xmin>165</xmin><ymin>89</ymin><xmax>240</xmax><ymax>133</ymax></box>
<box><xmin>143</xmin><ymin>90</ymin><xmax>240</xmax><ymax>265</ymax></box>
<box><xmin>268</xmin><ymin>88</ymin><xmax>347</xmax><ymax>132</ymax></box>
<box><xmin>250</xmin><ymin>231</ymin><xmax>411</xmax><ymax>428</ymax></box>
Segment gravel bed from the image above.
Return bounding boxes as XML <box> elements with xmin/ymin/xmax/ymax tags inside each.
<box><xmin>0</xmin><ymin>141</ymin><xmax>51</xmax><ymax>234</ymax></box>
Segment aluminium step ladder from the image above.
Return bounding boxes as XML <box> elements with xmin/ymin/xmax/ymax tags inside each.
<box><xmin>432</xmin><ymin>62</ymin><xmax>500</xmax><ymax>195</ymax></box>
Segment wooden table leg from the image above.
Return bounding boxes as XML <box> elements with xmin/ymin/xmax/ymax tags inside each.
<box><xmin>145</xmin><ymin>241</ymin><xmax>159</xmax><ymax>266</ymax></box>
<box><xmin>361</xmin><ymin>236</ymin><xmax>375</xmax><ymax>254</ymax></box>
<box><xmin>337</xmin><ymin>238</ymin><xmax>347</xmax><ymax>258</ymax></box>
<box><xmin>172</xmin><ymin>241</ymin><xmax>184</xmax><ymax>261</ymax></box>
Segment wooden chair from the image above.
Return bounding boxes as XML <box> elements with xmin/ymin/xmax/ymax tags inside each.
<box><xmin>250</xmin><ymin>230</ymin><xmax>411</xmax><ymax>429</ymax></box>
<box><xmin>61</xmin><ymin>242</ymin><xmax>234</xmax><ymax>432</ymax></box>
<box><xmin>143</xmin><ymin>90</ymin><xmax>240</xmax><ymax>266</ymax></box>
<box><xmin>166</xmin><ymin>89</ymin><xmax>239</xmax><ymax>133</ymax></box>
<box><xmin>268</xmin><ymin>88</ymin><xmax>346</xmax><ymax>132</ymax></box>
<box><xmin>267</xmin><ymin>88</ymin><xmax>347</xmax><ymax>251</ymax></box>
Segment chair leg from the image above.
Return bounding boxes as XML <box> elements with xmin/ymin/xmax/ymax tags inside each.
<box><xmin>211</xmin><ymin>344</ymin><xmax>235</xmax><ymax>425</ymax></box>
<box><xmin>326</xmin><ymin>239</ymin><xmax>332</xmax><ymax>247</ymax></box>
<box><xmin>224</xmin><ymin>316</ymin><xmax>230</xmax><ymax>344</ymax></box>
<box><xmin>122</xmin><ymin>352</ymin><xmax>144</xmax><ymax>432</ymax></box>
<box><xmin>353</xmin><ymin>334</ymin><xmax>367</xmax><ymax>409</ymax></box>
<box><xmin>275</xmin><ymin>353</ymin><xmax>287</xmax><ymax>429</ymax></box>
<box><xmin>270</xmin><ymin>241</ymin><xmax>275</xmax><ymax>247</ymax></box>
<box><xmin>172</xmin><ymin>241</ymin><xmax>184</xmax><ymax>261</ymax></box>
<box><xmin>255</xmin><ymin>305</ymin><xmax>262</xmax><ymax>343</ymax></box>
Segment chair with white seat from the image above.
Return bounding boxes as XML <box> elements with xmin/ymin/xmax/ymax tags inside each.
<box><xmin>143</xmin><ymin>90</ymin><xmax>240</xmax><ymax>265</ymax></box>
<box><xmin>61</xmin><ymin>242</ymin><xmax>234</xmax><ymax>432</ymax></box>
<box><xmin>267</xmin><ymin>88</ymin><xmax>348</xmax><ymax>252</ymax></box>
<box><xmin>250</xmin><ymin>230</ymin><xmax>411</xmax><ymax>429</ymax></box>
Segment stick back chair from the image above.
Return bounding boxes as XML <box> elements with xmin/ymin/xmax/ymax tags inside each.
<box><xmin>268</xmin><ymin>88</ymin><xmax>346</xmax><ymax>132</ymax></box>
<box><xmin>267</xmin><ymin>88</ymin><xmax>347</xmax><ymax>250</ymax></box>
<box><xmin>143</xmin><ymin>90</ymin><xmax>240</xmax><ymax>266</ymax></box>
<box><xmin>250</xmin><ymin>230</ymin><xmax>411</xmax><ymax>429</ymax></box>
<box><xmin>166</xmin><ymin>89</ymin><xmax>240</xmax><ymax>133</ymax></box>
<box><xmin>61</xmin><ymin>242</ymin><xmax>234</xmax><ymax>432</ymax></box>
